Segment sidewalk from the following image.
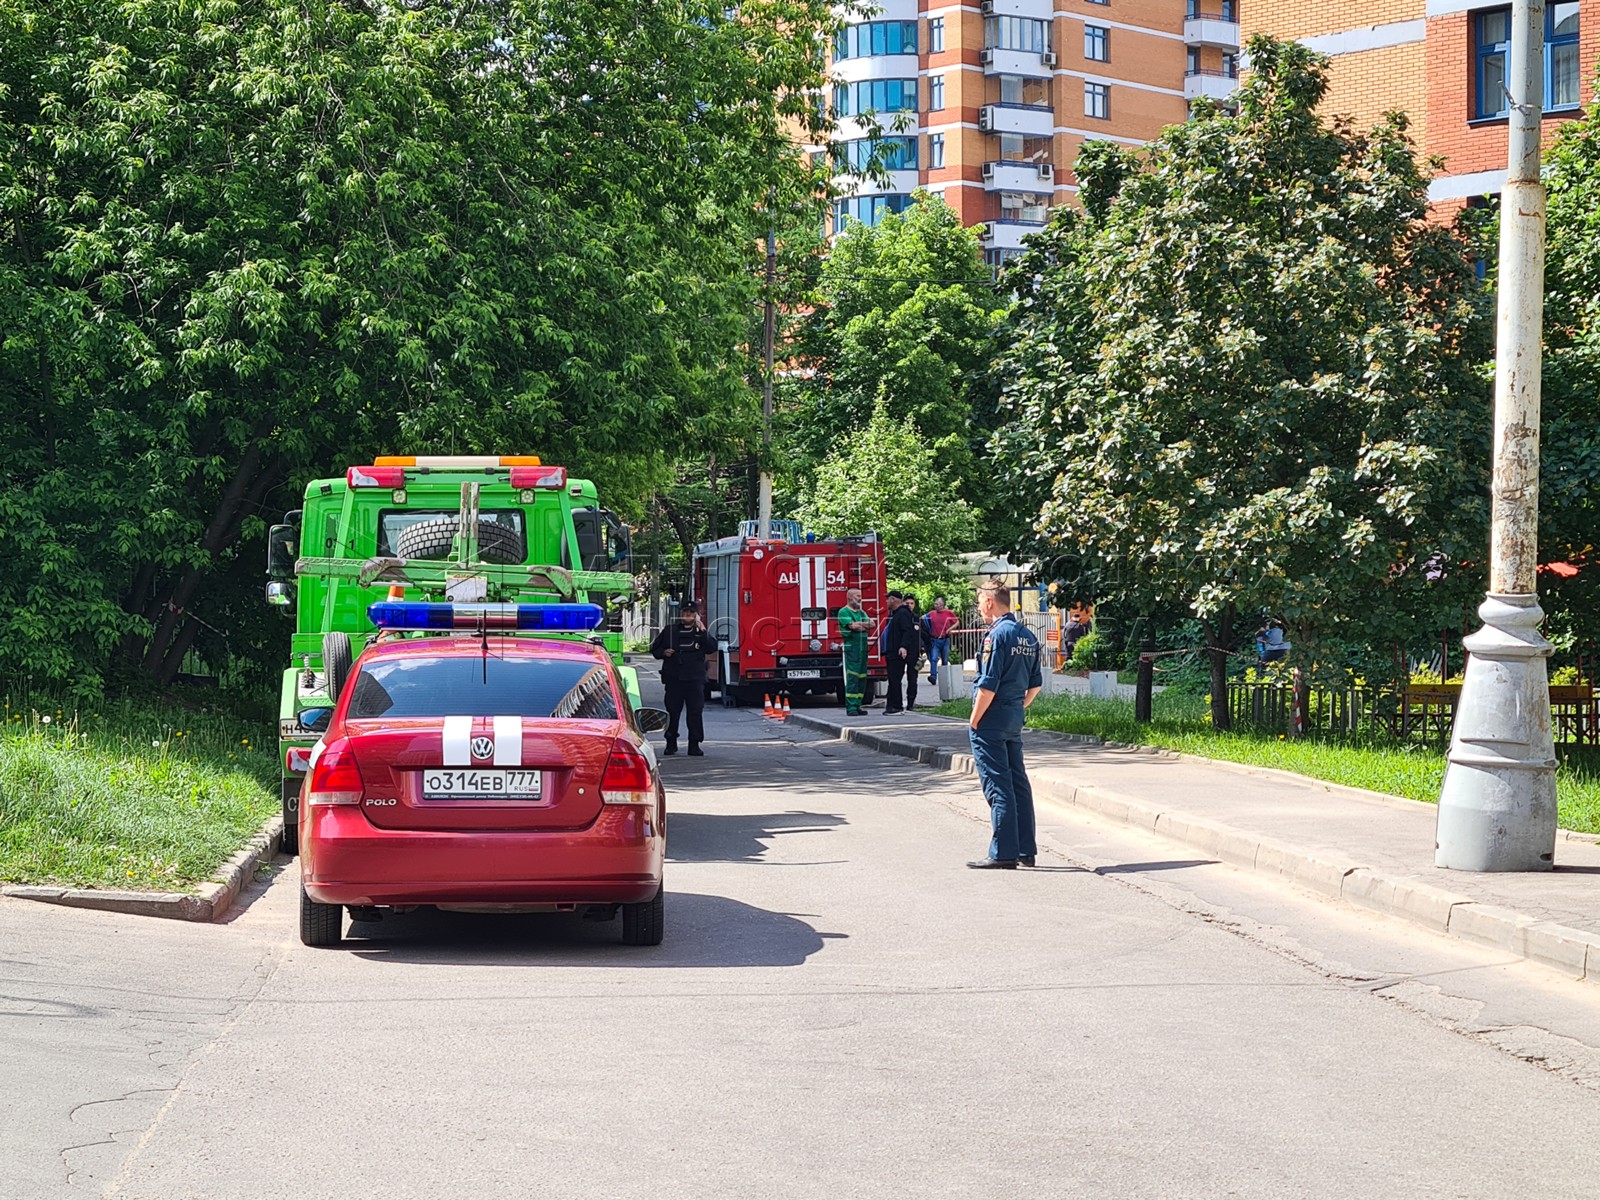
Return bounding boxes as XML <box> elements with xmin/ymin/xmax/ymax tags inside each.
<box><xmin>785</xmin><ymin>708</ymin><xmax>1600</xmax><ymax>983</ymax></box>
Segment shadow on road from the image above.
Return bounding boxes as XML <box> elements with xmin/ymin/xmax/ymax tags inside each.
<box><xmin>1094</xmin><ymin>860</ymin><xmax>1220</xmax><ymax>875</ymax></box>
<box><xmin>668</xmin><ymin>810</ymin><xmax>847</xmax><ymax>864</ymax></box>
<box><xmin>343</xmin><ymin>891</ymin><xmax>839</xmax><ymax>968</ymax></box>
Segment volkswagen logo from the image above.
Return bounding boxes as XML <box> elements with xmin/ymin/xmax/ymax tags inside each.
<box><xmin>470</xmin><ymin>735</ymin><xmax>494</xmax><ymax>760</ymax></box>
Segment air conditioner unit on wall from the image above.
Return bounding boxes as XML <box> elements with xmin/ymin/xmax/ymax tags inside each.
<box><xmin>980</xmin><ymin>47</ymin><xmax>995</xmax><ymax>65</ymax></box>
<box><xmin>982</xmin><ymin>161</ymin><xmax>995</xmax><ymax>180</ymax></box>
<box><xmin>1039</xmin><ymin>162</ymin><xmax>1054</xmax><ymax>180</ymax></box>
<box><xmin>1041</xmin><ymin>50</ymin><xmax>1057</xmax><ymax>66</ymax></box>
<box><xmin>978</xmin><ymin>106</ymin><xmax>993</xmax><ymax>130</ymax></box>
<box><xmin>980</xmin><ymin>0</ymin><xmax>995</xmax><ymax>12</ymax></box>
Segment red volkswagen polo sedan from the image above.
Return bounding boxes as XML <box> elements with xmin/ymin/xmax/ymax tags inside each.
<box><xmin>297</xmin><ymin>622</ymin><xmax>666</xmax><ymax>948</ymax></box>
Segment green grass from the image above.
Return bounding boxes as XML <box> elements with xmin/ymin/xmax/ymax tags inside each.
<box><xmin>933</xmin><ymin>690</ymin><xmax>1600</xmax><ymax>834</ymax></box>
<box><xmin>0</xmin><ymin>696</ymin><xmax>278</xmax><ymax>890</ymax></box>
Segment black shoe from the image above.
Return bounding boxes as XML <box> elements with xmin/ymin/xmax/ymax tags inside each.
<box><xmin>687</xmin><ymin>745</ymin><xmax>704</xmax><ymax>756</ymax></box>
<box><xmin>883</xmin><ymin>707</ymin><xmax>903</xmax><ymax>716</ymax></box>
<box><xmin>1018</xmin><ymin>856</ymin><xmax>1037</xmax><ymax>867</ymax></box>
<box><xmin>967</xmin><ymin>858</ymin><xmax>1018</xmax><ymax>870</ymax></box>
<box><xmin>664</xmin><ymin>742</ymin><xmax>678</xmax><ymax>756</ymax></box>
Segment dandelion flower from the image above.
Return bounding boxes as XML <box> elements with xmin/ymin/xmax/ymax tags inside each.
<box><xmin>41</xmin><ymin>715</ymin><xmax>51</xmax><ymax>725</ymax></box>
<box><xmin>152</xmin><ymin>740</ymin><xmax>161</xmax><ymax>748</ymax></box>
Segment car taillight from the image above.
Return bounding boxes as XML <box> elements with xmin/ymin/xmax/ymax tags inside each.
<box><xmin>285</xmin><ymin>746</ymin><xmax>313</xmax><ymax>775</ymax></box>
<box><xmin>346</xmin><ymin>466</ymin><xmax>406</xmax><ymax>488</ymax></box>
<box><xmin>600</xmin><ymin>741</ymin><xmax>655</xmax><ymax>805</ymax></box>
<box><xmin>305</xmin><ymin>738</ymin><xmax>365</xmax><ymax>806</ymax></box>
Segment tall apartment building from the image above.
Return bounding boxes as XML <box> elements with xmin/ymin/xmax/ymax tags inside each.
<box><xmin>1240</xmin><ymin>1</ymin><xmax>1599</xmax><ymax>218</ymax></box>
<box><xmin>823</xmin><ymin>0</ymin><xmax>1241</xmax><ymax>263</ymax></box>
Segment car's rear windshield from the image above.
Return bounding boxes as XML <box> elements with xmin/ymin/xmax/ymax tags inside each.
<box><xmin>346</xmin><ymin>655</ymin><xmax>617</xmax><ymax>720</ymax></box>
<box><xmin>376</xmin><ymin>509</ymin><xmax>526</xmax><ymax>560</ymax></box>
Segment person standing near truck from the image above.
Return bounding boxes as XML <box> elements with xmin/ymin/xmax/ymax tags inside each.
<box><xmin>651</xmin><ymin>605</ymin><xmax>712</xmax><ymax>755</ymax></box>
<box><xmin>883</xmin><ymin>591</ymin><xmax>920</xmax><ymax>714</ymax></box>
<box><xmin>924</xmin><ymin>595</ymin><xmax>959</xmax><ymax>686</ymax></box>
<box><xmin>836</xmin><ymin>588</ymin><xmax>872</xmax><ymax>717</ymax></box>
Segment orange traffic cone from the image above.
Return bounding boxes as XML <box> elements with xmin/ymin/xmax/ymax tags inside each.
<box><xmin>763</xmin><ymin>694</ymin><xmax>775</xmax><ymax>718</ymax></box>
<box><xmin>780</xmin><ymin>695</ymin><xmax>791</xmax><ymax>721</ymax></box>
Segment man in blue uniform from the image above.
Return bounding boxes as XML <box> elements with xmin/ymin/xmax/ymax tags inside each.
<box><xmin>967</xmin><ymin>581</ymin><xmax>1044</xmax><ymax>869</ymax></box>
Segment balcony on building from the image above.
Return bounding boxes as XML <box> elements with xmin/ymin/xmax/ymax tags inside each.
<box><xmin>1184</xmin><ymin>0</ymin><xmax>1239</xmax><ymax>51</ymax></box>
<box><xmin>982</xmin><ymin>160</ymin><xmax>1054</xmax><ymax>192</ymax></box>
<box><xmin>981</xmin><ymin>14</ymin><xmax>1055</xmax><ymax>78</ymax></box>
<box><xmin>1184</xmin><ymin>68</ymin><xmax>1238</xmax><ymax>103</ymax></box>
<box><xmin>979</xmin><ymin>219</ymin><xmax>1046</xmax><ymax>251</ymax></box>
<box><xmin>979</xmin><ymin>103</ymin><xmax>1054</xmax><ymax>137</ymax></box>
<box><xmin>978</xmin><ymin>0</ymin><xmax>1053</xmax><ymax>21</ymax></box>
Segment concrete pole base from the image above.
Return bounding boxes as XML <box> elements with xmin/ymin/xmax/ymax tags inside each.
<box><xmin>1435</xmin><ymin>593</ymin><xmax>1558</xmax><ymax>871</ymax></box>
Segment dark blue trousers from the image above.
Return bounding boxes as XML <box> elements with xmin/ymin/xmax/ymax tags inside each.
<box><xmin>969</xmin><ymin>726</ymin><xmax>1035</xmax><ymax>863</ymax></box>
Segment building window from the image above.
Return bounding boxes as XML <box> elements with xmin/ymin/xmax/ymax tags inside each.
<box><xmin>1186</xmin><ymin>0</ymin><xmax>1237</xmax><ymax>16</ymax></box>
<box><xmin>833</xmin><ymin>194</ymin><xmax>913</xmax><ymax>233</ymax></box>
<box><xmin>930</xmin><ymin>75</ymin><xmax>945</xmax><ymax>111</ymax></box>
<box><xmin>1222</xmin><ymin>52</ymin><xmax>1238</xmax><ymax>78</ymax></box>
<box><xmin>930</xmin><ymin>133</ymin><xmax>945</xmax><ymax>169</ymax></box>
<box><xmin>834</xmin><ymin>20</ymin><xmax>918</xmax><ymax>61</ymax></box>
<box><xmin>1186</xmin><ymin>46</ymin><xmax>1199</xmax><ymax>74</ymax></box>
<box><xmin>985</xmin><ymin>247</ymin><xmax>1024</xmax><ymax>268</ymax></box>
<box><xmin>834</xmin><ymin>137</ymin><xmax>919</xmax><ymax>173</ymax></box>
<box><xmin>929</xmin><ymin>16</ymin><xmax>945</xmax><ymax>53</ymax></box>
<box><xmin>1475</xmin><ymin>3</ymin><xmax>1580</xmax><ymax>117</ymax></box>
<box><xmin>999</xmin><ymin>75</ymin><xmax>1051</xmax><ymax>106</ymax></box>
<box><xmin>833</xmin><ymin>79</ymin><xmax>920</xmax><ymax>116</ymax></box>
<box><xmin>1085</xmin><ymin>81</ymin><xmax>1110</xmax><ymax>119</ymax></box>
<box><xmin>1084</xmin><ymin>25</ymin><xmax>1109</xmax><ymax>62</ymax></box>
<box><xmin>999</xmin><ymin>191</ymin><xmax>1051</xmax><ymax>224</ymax></box>
<box><xmin>999</xmin><ymin>133</ymin><xmax>1052</xmax><ymax>163</ymax></box>
<box><xmin>984</xmin><ymin>15</ymin><xmax>1050</xmax><ymax>54</ymax></box>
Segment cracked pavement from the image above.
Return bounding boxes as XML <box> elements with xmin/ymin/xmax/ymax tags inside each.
<box><xmin>5</xmin><ymin>692</ymin><xmax>1600</xmax><ymax>1198</ymax></box>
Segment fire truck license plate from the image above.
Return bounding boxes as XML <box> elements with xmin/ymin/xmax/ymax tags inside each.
<box><xmin>787</xmin><ymin>670</ymin><xmax>821</xmax><ymax>679</ymax></box>
<box><xmin>423</xmin><ymin>770</ymin><xmax>542</xmax><ymax>799</ymax></box>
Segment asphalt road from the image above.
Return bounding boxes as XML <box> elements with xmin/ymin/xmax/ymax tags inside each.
<box><xmin>5</xmin><ymin>678</ymin><xmax>1600</xmax><ymax>1199</ymax></box>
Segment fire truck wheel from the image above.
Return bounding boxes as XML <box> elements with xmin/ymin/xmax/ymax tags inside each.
<box><xmin>393</xmin><ymin>515</ymin><xmax>522</xmax><ymax>565</ymax></box>
<box><xmin>323</xmin><ymin>631</ymin><xmax>353</xmax><ymax>702</ymax></box>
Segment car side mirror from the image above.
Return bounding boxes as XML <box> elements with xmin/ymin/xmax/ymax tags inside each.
<box><xmin>635</xmin><ymin>707</ymin><xmax>670</xmax><ymax>734</ymax></box>
<box><xmin>267</xmin><ymin>524</ymin><xmax>298</xmax><ymax>579</ymax></box>
<box><xmin>299</xmin><ymin>707</ymin><xmax>334</xmax><ymax>733</ymax></box>
<box><xmin>265</xmin><ymin>580</ymin><xmax>296</xmax><ymax>612</ymax></box>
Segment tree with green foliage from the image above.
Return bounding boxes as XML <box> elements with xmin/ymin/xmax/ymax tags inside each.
<box><xmin>991</xmin><ymin>38</ymin><xmax>1491</xmax><ymax>728</ymax></box>
<box><xmin>795</xmin><ymin>404</ymin><xmax>978</xmax><ymax>585</ymax></box>
<box><xmin>0</xmin><ymin>0</ymin><xmax>834</xmax><ymax>694</ymax></box>
<box><xmin>780</xmin><ymin>192</ymin><xmax>1002</xmax><ymax>522</ymax></box>
<box><xmin>1535</xmin><ymin>102</ymin><xmax>1600</xmax><ymax>655</ymax></box>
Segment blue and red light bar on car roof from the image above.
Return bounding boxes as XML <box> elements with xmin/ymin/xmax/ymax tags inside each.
<box><xmin>367</xmin><ymin>602</ymin><xmax>605</xmax><ymax>632</ymax></box>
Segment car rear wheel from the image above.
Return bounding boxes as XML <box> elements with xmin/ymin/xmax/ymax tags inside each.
<box><xmin>299</xmin><ymin>885</ymin><xmax>343</xmax><ymax>947</ymax></box>
<box><xmin>280</xmin><ymin>777</ymin><xmax>300</xmax><ymax>856</ymax></box>
<box><xmin>621</xmin><ymin>886</ymin><xmax>664</xmax><ymax>946</ymax></box>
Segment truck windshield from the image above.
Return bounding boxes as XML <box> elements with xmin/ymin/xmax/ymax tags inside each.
<box><xmin>345</xmin><ymin>655</ymin><xmax>617</xmax><ymax>720</ymax></box>
<box><xmin>377</xmin><ymin>510</ymin><xmax>526</xmax><ymax>560</ymax></box>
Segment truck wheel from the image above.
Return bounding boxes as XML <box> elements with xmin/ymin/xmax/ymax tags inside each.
<box><xmin>322</xmin><ymin>631</ymin><xmax>353</xmax><ymax>702</ymax></box>
<box><xmin>393</xmin><ymin>516</ymin><xmax>522</xmax><ymax>565</ymax></box>
<box><xmin>280</xmin><ymin>777</ymin><xmax>300</xmax><ymax>856</ymax></box>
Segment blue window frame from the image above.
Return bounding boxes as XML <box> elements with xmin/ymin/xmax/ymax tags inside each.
<box><xmin>834</xmin><ymin>21</ymin><xmax>918</xmax><ymax>60</ymax></box>
<box><xmin>835</xmin><ymin>137</ymin><xmax>919</xmax><ymax>173</ymax></box>
<box><xmin>833</xmin><ymin>194</ymin><xmax>913</xmax><ymax>233</ymax></box>
<box><xmin>1084</xmin><ymin>25</ymin><xmax>1108</xmax><ymax>61</ymax></box>
<box><xmin>832</xmin><ymin>79</ymin><xmax>919</xmax><ymax>117</ymax></box>
<box><xmin>1475</xmin><ymin>3</ymin><xmax>1581</xmax><ymax>118</ymax></box>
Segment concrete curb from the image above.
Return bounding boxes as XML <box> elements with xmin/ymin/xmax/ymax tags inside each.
<box><xmin>786</xmin><ymin>711</ymin><xmax>1600</xmax><ymax>983</ymax></box>
<box><xmin>2</xmin><ymin>814</ymin><xmax>283</xmax><ymax>923</ymax></box>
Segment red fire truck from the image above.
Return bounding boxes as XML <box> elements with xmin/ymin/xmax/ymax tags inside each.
<box><xmin>693</xmin><ymin>523</ymin><xmax>889</xmax><ymax>706</ymax></box>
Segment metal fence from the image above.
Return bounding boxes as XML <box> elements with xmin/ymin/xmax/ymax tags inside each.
<box><xmin>1227</xmin><ymin>681</ymin><xmax>1599</xmax><ymax>746</ymax></box>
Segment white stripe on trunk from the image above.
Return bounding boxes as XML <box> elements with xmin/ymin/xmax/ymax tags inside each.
<box><xmin>799</xmin><ymin>556</ymin><xmax>815</xmax><ymax>637</ymax></box>
<box><xmin>813</xmin><ymin>556</ymin><xmax>830</xmax><ymax>626</ymax></box>
<box><xmin>492</xmin><ymin>715</ymin><xmax>523</xmax><ymax>766</ymax></box>
<box><xmin>442</xmin><ymin>715</ymin><xmax>473</xmax><ymax>765</ymax></box>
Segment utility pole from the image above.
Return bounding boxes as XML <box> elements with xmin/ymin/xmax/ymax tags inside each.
<box><xmin>757</xmin><ymin>217</ymin><xmax>776</xmax><ymax>542</ymax></box>
<box><xmin>1436</xmin><ymin>0</ymin><xmax>1556</xmax><ymax>871</ymax></box>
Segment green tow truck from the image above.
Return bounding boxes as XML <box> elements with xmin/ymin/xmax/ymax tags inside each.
<box><xmin>263</xmin><ymin>455</ymin><xmax>635</xmax><ymax>853</ymax></box>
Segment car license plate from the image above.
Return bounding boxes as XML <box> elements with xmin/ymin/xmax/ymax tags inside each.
<box><xmin>787</xmin><ymin>669</ymin><xmax>821</xmax><ymax>679</ymax></box>
<box><xmin>422</xmin><ymin>769</ymin><xmax>542</xmax><ymax>799</ymax></box>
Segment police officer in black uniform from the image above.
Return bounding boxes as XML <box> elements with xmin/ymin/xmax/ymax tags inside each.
<box><xmin>650</xmin><ymin>604</ymin><xmax>711</xmax><ymax>756</ymax></box>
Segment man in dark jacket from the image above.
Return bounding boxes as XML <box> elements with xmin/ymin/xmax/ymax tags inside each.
<box><xmin>650</xmin><ymin>605</ymin><xmax>712</xmax><ymax>755</ymax></box>
<box><xmin>883</xmin><ymin>592</ymin><xmax>920</xmax><ymax>715</ymax></box>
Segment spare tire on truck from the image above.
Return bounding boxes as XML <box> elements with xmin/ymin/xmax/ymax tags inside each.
<box><xmin>322</xmin><ymin>631</ymin><xmax>353</xmax><ymax>703</ymax></box>
<box><xmin>393</xmin><ymin>516</ymin><xmax>522</xmax><ymax>565</ymax></box>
